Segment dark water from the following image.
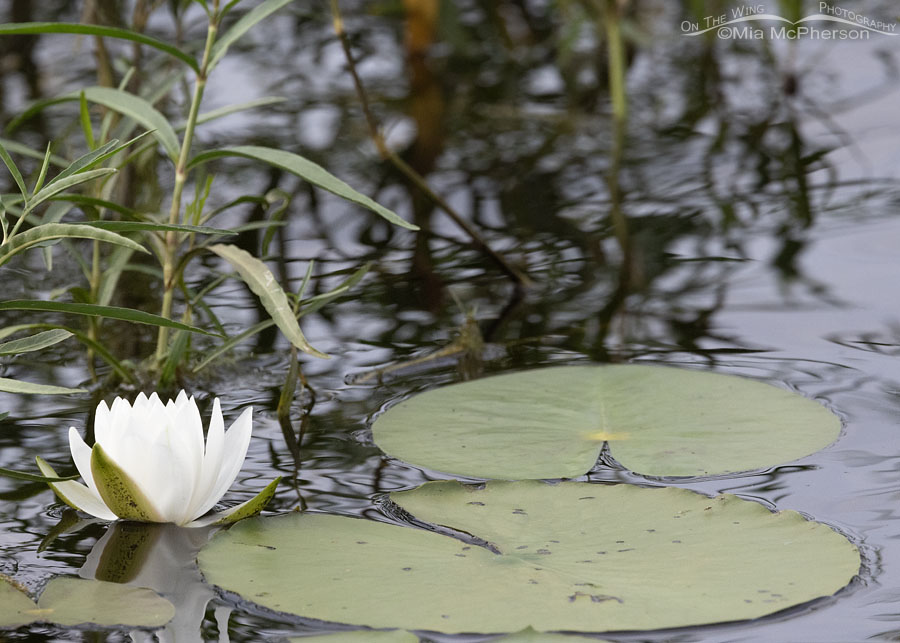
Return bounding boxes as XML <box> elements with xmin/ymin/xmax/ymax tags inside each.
<box><xmin>2</xmin><ymin>1</ymin><xmax>900</xmax><ymax>641</ymax></box>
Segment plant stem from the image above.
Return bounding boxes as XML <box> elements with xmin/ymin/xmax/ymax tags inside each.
<box><xmin>155</xmin><ymin>2</ymin><xmax>219</xmax><ymax>363</ymax></box>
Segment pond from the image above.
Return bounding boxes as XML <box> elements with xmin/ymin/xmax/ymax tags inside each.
<box><xmin>1</xmin><ymin>0</ymin><xmax>899</xmax><ymax>640</ymax></box>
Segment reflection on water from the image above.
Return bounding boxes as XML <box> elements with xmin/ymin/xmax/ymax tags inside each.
<box><xmin>2</xmin><ymin>0</ymin><xmax>900</xmax><ymax>640</ymax></box>
<box><xmin>80</xmin><ymin>522</ymin><xmax>221</xmax><ymax>643</ymax></box>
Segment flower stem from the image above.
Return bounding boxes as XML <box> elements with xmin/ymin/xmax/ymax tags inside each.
<box><xmin>155</xmin><ymin>2</ymin><xmax>220</xmax><ymax>363</ymax></box>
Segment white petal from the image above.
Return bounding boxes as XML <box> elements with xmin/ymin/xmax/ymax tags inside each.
<box><xmin>113</xmin><ymin>436</ymin><xmax>189</xmax><ymax>523</ymax></box>
<box><xmin>52</xmin><ymin>479</ymin><xmax>118</xmax><ymax>521</ymax></box>
<box><xmin>184</xmin><ymin>398</ymin><xmax>225</xmax><ymax>519</ymax></box>
<box><xmin>189</xmin><ymin>406</ymin><xmax>252</xmax><ymax>520</ymax></box>
<box><xmin>94</xmin><ymin>399</ymin><xmax>118</xmax><ymax>446</ymax></box>
<box><xmin>37</xmin><ymin>457</ymin><xmax>117</xmax><ymax>521</ymax></box>
<box><xmin>93</xmin><ymin>400</ymin><xmax>110</xmax><ymax>439</ymax></box>
<box><xmin>174</xmin><ymin>396</ymin><xmax>205</xmax><ymax>479</ymax></box>
<box><xmin>68</xmin><ymin>427</ymin><xmax>99</xmax><ymax>493</ymax></box>
<box><xmin>132</xmin><ymin>392</ymin><xmax>151</xmax><ymax>414</ymax></box>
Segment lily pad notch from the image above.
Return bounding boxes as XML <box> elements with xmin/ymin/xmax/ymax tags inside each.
<box><xmin>371</xmin><ymin>365</ymin><xmax>842</xmax><ymax>479</ymax></box>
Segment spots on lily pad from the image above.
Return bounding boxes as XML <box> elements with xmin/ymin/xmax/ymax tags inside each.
<box><xmin>568</xmin><ymin>592</ymin><xmax>623</xmax><ymax>604</ymax></box>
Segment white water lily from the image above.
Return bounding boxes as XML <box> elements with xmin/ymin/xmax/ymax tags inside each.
<box><xmin>37</xmin><ymin>391</ymin><xmax>278</xmax><ymax>527</ymax></box>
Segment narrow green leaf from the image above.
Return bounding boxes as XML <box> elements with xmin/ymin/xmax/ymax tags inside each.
<box><xmin>220</xmin><ymin>0</ymin><xmax>243</xmax><ymax>17</ymax></box>
<box><xmin>79</xmin><ymin>91</ymin><xmax>95</xmax><ymax>149</ymax></box>
<box><xmin>0</xmin><ymin>139</ymin><xmax>66</xmax><ymax>166</ymax></box>
<box><xmin>0</xmin><ymin>222</ymin><xmax>146</xmax><ymax>267</ymax></box>
<box><xmin>0</xmin><ymin>301</ymin><xmax>217</xmax><ymax>336</ymax></box>
<box><xmin>260</xmin><ymin>189</ymin><xmax>289</xmax><ymax>256</ymax></box>
<box><xmin>0</xmin><ymin>23</ymin><xmax>199</xmax><ymax>72</ymax></box>
<box><xmin>0</xmin><ymin>198</ymin><xmax>7</xmax><ymax>243</ymax></box>
<box><xmin>208</xmin><ymin>0</ymin><xmax>293</xmax><ymax>70</ymax></box>
<box><xmin>5</xmin><ymin>97</ymin><xmax>72</xmax><ymax>134</ymax></box>
<box><xmin>48</xmin><ymin>195</ymin><xmax>137</xmax><ymax>219</ymax></box>
<box><xmin>191</xmin><ymin>263</ymin><xmax>368</xmax><ymax>373</ymax></box>
<box><xmin>0</xmin><ymin>377</ymin><xmax>86</xmax><ymax>395</ymax></box>
<box><xmin>32</xmin><ymin>143</ymin><xmax>53</xmax><ymax>194</ymax></box>
<box><xmin>0</xmin><ymin>323</ymin><xmax>43</xmax><ymax>341</ymax></box>
<box><xmin>293</xmin><ymin>263</ymin><xmax>370</xmax><ymax>317</ymax></box>
<box><xmin>209</xmin><ymin>243</ymin><xmax>328</xmax><ymax>358</ymax></box>
<box><xmin>25</xmin><ymin>168</ymin><xmax>117</xmax><ymax>216</ymax></box>
<box><xmin>194</xmin><ymin>96</ymin><xmax>285</xmax><ymax>127</ymax></box>
<box><xmin>0</xmin><ymin>322</ymin><xmax>134</xmax><ymax>383</ymax></box>
<box><xmin>82</xmin><ymin>221</ymin><xmax>236</xmax><ymax>236</ymax></box>
<box><xmin>0</xmin><ymin>329</ymin><xmax>73</xmax><ymax>355</ymax></box>
<box><xmin>0</xmin><ymin>140</ymin><xmax>28</xmax><ymax>199</ymax></box>
<box><xmin>80</xmin><ymin>87</ymin><xmax>180</xmax><ymax>162</ymax></box>
<box><xmin>60</xmin><ymin>131</ymin><xmax>155</xmax><ymax>183</ymax></box>
<box><xmin>49</xmin><ymin>139</ymin><xmax>120</xmax><ymax>186</ymax></box>
<box><xmin>91</xmin><ymin>443</ymin><xmax>164</xmax><ymax>522</ymax></box>
<box><xmin>0</xmin><ymin>467</ymin><xmax>79</xmax><ymax>483</ymax></box>
<box><xmin>159</xmin><ymin>328</ymin><xmax>189</xmax><ymax>385</ymax></box>
<box><xmin>188</xmin><ymin>146</ymin><xmax>417</xmax><ymax>229</ymax></box>
<box><xmin>97</xmin><ymin>245</ymin><xmax>135</xmax><ymax>307</ymax></box>
<box><xmin>192</xmin><ymin>476</ymin><xmax>281</xmax><ymax>527</ymax></box>
<box><xmin>296</xmin><ymin>260</ymin><xmax>315</xmax><ymax>302</ymax></box>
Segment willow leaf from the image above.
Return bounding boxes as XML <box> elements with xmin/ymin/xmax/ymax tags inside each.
<box><xmin>0</xmin><ymin>23</ymin><xmax>199</xmax><ymax>72</ymax></box>
<box><xmin>25</xmin><ymin>168</ymin><xmax>117</xmax><ymax>215</ymax></box>
<box><xmin>0</xmin><ymin>301</ymin><xmax>216</xmax><ymax>336</ymax></box>
<box><xmin>79</xmin><ymin>87</ymin><xmax>180</xmax><ymax>162</ymax></box>
<box><xmin>208</xmin><ymin>0</ymin><xmax>293</xmax><ymax>70</ymax></box>
<box><xmin>0</xmin><ymin>329</ymin><xmax>73</xmax><ymax>355</ymax></box>
<box><xmin>208</xmin><ymin>243</ymin><xmax>327</xmax><ymax>358</ymax></box>
<box><xmin>0</xmin><ymin>140</ymin><xmax>27</xmax><ymax>199</ymax></box>
<box><xmin>0</xmin><ymin>377</ymin><xmax>86</xmax><ymax>395</ymax></box>
<box><xmin>0</xmin><ymin>467</ymin><xmax>79</xmax><ymax>483</ymax></box>
<box><xmin>0</xmin><ymin>222</ymin><xmax>146</xmax><ymax>267</ymax></box>
<box><xmin>188</xmin><ymin>146</ymin><xmax>416</xmax><ymax>229</ymax></box>
<box><xmin>82</xmin><ymin>221</ymin><xmax>235</xmax><ymax>236</ymax></box>
<box><xmin>194</xmin><ymin>96</ymin><xmax>285</xmax><ymax>127</ymax></box>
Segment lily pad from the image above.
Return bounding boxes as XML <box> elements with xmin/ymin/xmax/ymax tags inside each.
<box><xmin>290</xmin><ymin>631</ymin><xmax>420</xmax><ymax>642</ymax></box>
<box><xmin>0</xmin><ymin>575</ymin><xmax>174</xmax><ymax>628</ymax></box>
<box><xmin>495</xmin><ymin>628</ymin><xmax>611</xmax><ymax>642</ymax></box>
<box><xmin>372</xmin><ymin>365</ymin><xmax>840</xmax><ymax>479</ymax></box>
<box><xmin>198</xmin><ymin>481</ymin><xmax>859</xmax><ymax>634</ymax></box>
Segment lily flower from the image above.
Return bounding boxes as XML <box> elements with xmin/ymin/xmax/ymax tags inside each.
<box><xmin>37</xmin><ymin>391</ymin><xmax>279</xmax><ymax>527</ymax></box>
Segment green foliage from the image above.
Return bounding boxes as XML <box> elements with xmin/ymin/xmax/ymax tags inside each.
<box><xmin>0</xmin><ymin>2</ymin><xmax>411</xmax><ymax>392</ymax></box>
<box><xmin>188</xmin><ymin>146</ymin><xmax>418</xmax><ymax>229</ymax></box>
<box><xmin>208</xmin><ymin>244</ymin><xmax>328</xmax><ymax>358</ymax></box>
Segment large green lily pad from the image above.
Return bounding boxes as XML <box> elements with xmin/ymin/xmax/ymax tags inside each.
<box><xmin>198</xmin><ymin>481</ymin><xmax>859</xmax><ymax>634</ymax></box>
<box><xmin>372</xmin><ymin>365</ymin><xmax>840</xmax><ymax>479</ymax></box>
<box><xmin>0</xmin><ymin>575</ymin><xmax>174</xmax><ymax>628</ymax></box>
